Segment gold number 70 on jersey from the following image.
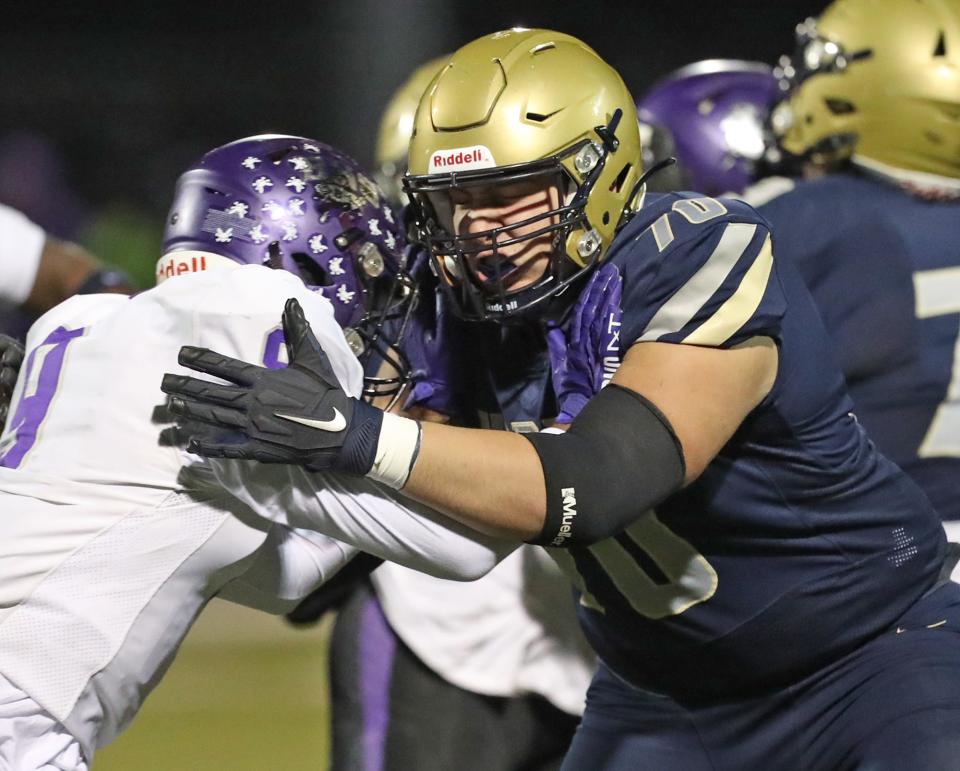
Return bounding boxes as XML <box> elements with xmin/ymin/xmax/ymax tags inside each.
<box><xmin>550</xmin><ymin>511</ymin><xmax>718</xmax><ymax>619</ymax></box>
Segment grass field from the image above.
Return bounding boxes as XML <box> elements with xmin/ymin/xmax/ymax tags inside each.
<box><xmin>96</xmin><ymin>599</ymin><xmax>333</xmax><ymax>770</ymax></box>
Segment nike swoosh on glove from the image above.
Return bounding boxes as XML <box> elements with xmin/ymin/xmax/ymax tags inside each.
<box><xmin>161</xmin><ymin>297</ymin><xmax>387</xmax><ymax>475</ymax></box>
<box><xmin>0</xmin><ymin>335</ymin><xmax>25</xmax><ymax>429</ymax></box>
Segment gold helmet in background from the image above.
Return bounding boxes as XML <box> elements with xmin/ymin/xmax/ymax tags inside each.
<box><xmin>404</xmin><ymin>28</ymin><xmax>642</xmax><ymax>321</ymax></box>
<box><xmin>772</xmin><ymin>0</ymin><xmax>960</xmax><ymax>178</ymax></box>
<box><xmin>375</xmin><ymin>55</ymin><xmax>450</xmax><ymax>206</ymax></box>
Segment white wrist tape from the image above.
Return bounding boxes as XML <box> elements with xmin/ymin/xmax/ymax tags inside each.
<box><xmin>367</xmin><ymin>412</ymin><xmax>422</xmax><ymax>489</ymax></box>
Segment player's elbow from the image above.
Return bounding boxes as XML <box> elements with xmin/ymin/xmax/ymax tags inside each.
<box><xmin>423</xmin><ymin>541</ymin><xmax>512</xmax><ymax>581</ymax></box>
<box><xmin>523</xmin><ymin>386</ymin><xmax>686</xmax><ymax>548</ymax></box>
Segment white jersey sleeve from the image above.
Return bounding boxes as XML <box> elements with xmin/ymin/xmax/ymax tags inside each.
<box><xmin>0</xmin><ymin>204</ymin><xmax>45</xmax><ymax>305</ymax></box>
<box><xmin>207</xmin><ymin>460</ymin><xmax>518</xmax><ymax>581</ymax></box>
<box><xmin>218</xmin><ymin>525</ymin><xmax>358</xmax><ymax>613</ymax></box>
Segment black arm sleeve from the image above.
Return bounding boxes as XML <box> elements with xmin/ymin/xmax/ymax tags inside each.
<box><xmin>524</xmin><ymin>385</ymin><xmax>685</xmax><ymax>548</ymax></box>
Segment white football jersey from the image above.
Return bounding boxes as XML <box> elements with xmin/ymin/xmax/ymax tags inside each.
<box><xmin>0</xmin><ymin>203</ymin><xmax>45</xmax><ymax>305</ymax></box>
<box><xmin>0</xmin><ymin>264</ymin><xmax>512</xmax><ymax>763</ymax></box>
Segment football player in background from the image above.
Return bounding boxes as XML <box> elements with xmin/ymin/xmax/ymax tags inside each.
<box><xmin>0</xmin><ymin>203</ymin><xmax>133</xmax><ymax>323</ymax></box>
<box><xmin>372</xmin><ymin>55</ymin><xmax>451</xmax><ymax>209</ymax></box>
<box><xmin>634</xmin><ymin>11</ymin><xmax>960</xmax><ymax>572</ymax></box>
<box><xmin>757</xmin><ymin>0</ymin><xmax>960</xmax><ymax>553</ymax></box>
<box><xmin>0</xmin><ymin>135</ymin><xmax>516</xmax><ymax>770</ymax></box>
<box><xmin>326</xmin><ymin>57</ymin><xmax>593</xmax><ymax>771</ymax></box>
<box><xmin>636</xmin><ymin>59</ymin><xmax>784</xmax><ymax>197</ymax></box>
<box><xmin>168</xmin><ymin>29</ymin><xmax>960</xmax><ymax>770</ymax></box>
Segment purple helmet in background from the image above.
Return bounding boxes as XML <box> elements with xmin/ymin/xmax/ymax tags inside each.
<box><xmin>161</xmin><ymin>134</ymin><xmax>414</xmax><ymax>403</ymax></box>
<box><xmin>637</xmin><ymin>61</ymin><xmax>781</xmax><ymax>195</ymax></box>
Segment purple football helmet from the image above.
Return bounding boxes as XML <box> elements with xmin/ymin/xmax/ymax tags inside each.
<box><xmin>161</xmin><ymin>134</ymin><xmax>414</xmax><ymax>404</ymax></box>
<box><xmin>637</xmin><ymin>61</ymin><xmax>781</xmax><ymax>195</ymax></box>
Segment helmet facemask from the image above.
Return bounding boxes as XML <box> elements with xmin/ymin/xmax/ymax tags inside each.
<box><xmin>347</xmin><ymin>263</ymin><xmax>416</xmax><ymax>410</ymax></box>
<box><xmin>405</xmin><ymin>137</ymin><xmax>616</xmax><ymax>323</ymax></box>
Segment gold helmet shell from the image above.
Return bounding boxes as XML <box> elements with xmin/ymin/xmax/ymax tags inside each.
<box><xmin>375</xmin><ymin>55</ymin><xmax>450</xmax><ymax>205</ymax></box>
<box><xmin>404</xmin><ymin>28</ymin><xmax>642</xmax><ymax>321</ymax></box>
<box><xmin>774</xmin><ymin>0</ymin><xmax>960</xmax><ymax>178</ymax></box>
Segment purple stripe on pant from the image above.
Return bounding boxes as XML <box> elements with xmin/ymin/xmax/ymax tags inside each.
<box><xmin>359</xmin><ymin>592</ymin><xmax>396</xmax><ymax>771</ymax></box>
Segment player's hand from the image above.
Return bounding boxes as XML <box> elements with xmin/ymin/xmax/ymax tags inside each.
<box><xmin>546</xmin><ymin>263</ymin><xmax>622</xmax><ymax>424</ymax></box>
<box><xmin>0</xmin><ymin>335</ymin><xmax>25</xmax><ymax>428</ymax></box>
<box><xmin>161</xmin><ymin>298</ymin><xmax>385</xmax><ymax>474</ymax></box>
<box><xmin>401</xmin><ymin>247</ymin><xmax>469</xmax><ymax>418</ymax></box>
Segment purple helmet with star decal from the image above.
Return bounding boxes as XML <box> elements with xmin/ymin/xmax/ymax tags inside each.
<box><xmin>637</xmin><ymin>61</ymin><xmax>782</xmax><ymax>195</ymax></box>
<box><xmin>160</xmin><ymin>134</ymin><xmax>413</xmax><ymax>403</ymax></box>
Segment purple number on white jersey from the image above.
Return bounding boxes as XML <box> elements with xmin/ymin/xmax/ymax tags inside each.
<box><xmin>262</xmin><ymin>328</ymin><xmax>288</xmax><ymax>369</ymax></box>
<box><xmin>0</xmin><ymin>326</ymin><xmax>85</xmax><ymax>469</ymax></box>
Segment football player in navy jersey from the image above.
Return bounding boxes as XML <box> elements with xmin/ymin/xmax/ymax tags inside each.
<box><xmin>164</xmin><ymin>28</ymin><xmax>960</xmax><ymax>770</ymax></box>
<box><xmin>759</xmin><ymin>0</ymin><xmax>960</xmax><ymax>537</ymax></box>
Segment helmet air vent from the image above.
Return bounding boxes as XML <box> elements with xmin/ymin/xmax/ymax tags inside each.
<box><xmin>825</xmin><ymin>98</ymin><xmax>856</xmax><ymax>115</ymax></box>
<box><xmin>609</xmin><ymin>163</ymin><xmax>632</xmax><ymax>194</ymax></box>
<box><xmin>530</xmin><ymin>42</ymin><xmax>556</xmax><ymax>55</ymax></box>
<box><xmin>291</xmin><ymin>253</ymin><xmax>332</xmax><ymax>287</ymax></box>
<box><xmin>525</xmin><ymin>109</ymin><xmax>561</xmax><ymax>123</ymax></box>
<box><xmin>934</xmin><ymin>31</ymin><xmax>947</xmax><ymax>57</ymax></box>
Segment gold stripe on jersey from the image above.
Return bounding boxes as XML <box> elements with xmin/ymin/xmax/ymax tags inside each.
<box><xmin>640</xmin><ymin>223</ymin><xmax>758</xmax><ymax>342</ymax></box>
<box><xmin>547</xmin><ymin>550</ymin><xmax>606</xmax><ymax>613</ymax></box>
<box><xmin>682</xmin><ymin>234</ymin><xmax>773</xmax><ymax>347</ymax></box>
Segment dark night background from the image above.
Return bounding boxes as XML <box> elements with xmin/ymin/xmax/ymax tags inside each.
<box><xmin>0</xmin><ymin>0</ymin><xmax>822</xmax><ymax>282</ymax></box>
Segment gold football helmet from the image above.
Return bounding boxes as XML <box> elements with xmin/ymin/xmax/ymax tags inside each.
<box><xmin>404</xmin><ymin>28</ymin><xmax>642</xmax><ymax>321</ymax></box>
<box><xmin>772</xmin><ymin>0</ymin><xmax>960</xmax><ymax>177</ymax></box>
<box><xmin>375</xmin><ymin>55</ymin><xmax>450</xmax><ymax>206</ymax></box>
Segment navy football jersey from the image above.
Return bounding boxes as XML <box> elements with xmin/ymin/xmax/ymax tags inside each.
<box><xmin>757</xmin><ymin>171</ymin><xmax>960</xmax><ymax>522</ymax></box>
<box><xmin>549</xmin><ymin>191</ymin><xmax>947</xmax><ymax>700</ymax></box>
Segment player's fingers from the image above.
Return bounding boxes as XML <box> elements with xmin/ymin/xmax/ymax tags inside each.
<box><xmin>186</xmin><ymin>436</ymin><xmax>249</xmax><ymax>460</ymax></box>
<box><xmin>177</xmin><ymin>346</ymin><xmax>259</xmax><ymax>385</ymax></box>
<box><xmin>282</xmin><ymin>298</ymin><xmax>339</xmax><ymax>384</ymax></box>
<box><xmin>161</xmin><ymin>374</ymin><xmax>246</xmax><ymax>407</ymax></box>
<box><xmin>0</xmin><ymin>349</ymin><xmax>23</xmax><ymax>368</ymax></box>
<box><xmin>281</xmin><ymin>298</ymin><xmax>309</xmax><ymax>354</ymax></box>
<box><xmin>167</xmin><ymin>396</ymin><xmax>247</xmax><ymax>429</ymax></box>
<box><xmin>0</xmin><ymin>367</ymin><xmax>18</xmax><ymax>391</ymax></box>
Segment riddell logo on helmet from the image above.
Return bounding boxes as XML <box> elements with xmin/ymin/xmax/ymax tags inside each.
<box><xmin>428</xmin><ymin>145</ymin><xmax>496</xmax><ymax>174</ymax></box>
<box><xmin>155</xmin><ymin>251</ymin><xmax>240</xmax><ymax>284</ymax></box>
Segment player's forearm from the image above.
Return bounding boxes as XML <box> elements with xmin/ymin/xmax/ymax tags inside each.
<box><xmin>207</xmin><ymin>458</ymin><xmax>515</xmax><ymax>580</ymax></box>
<box><xmin>403</xmin><ymin>422</ymin><xmax>547</xmax><ymax>541</ymax></box>
<box><xmin>23</xmin><ymin>238</ymin><xmax>99</xmax><ymax>313</ymax></box>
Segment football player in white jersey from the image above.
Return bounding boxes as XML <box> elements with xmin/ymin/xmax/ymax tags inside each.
<box><xmin>0</xmin><ymin>135</ymin><xmax>514</xmax><ymax>770</ymax></box>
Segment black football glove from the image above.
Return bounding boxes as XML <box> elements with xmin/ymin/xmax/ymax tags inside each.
<box><xmin>0</xmin><ymin>335</ymin><xmax>25</xmax><ymax>428</ymax></box>
<box><xmin>161</xmin><ymin>298</ymin><xmax>385</xmax><ymax>474</ymax></box>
